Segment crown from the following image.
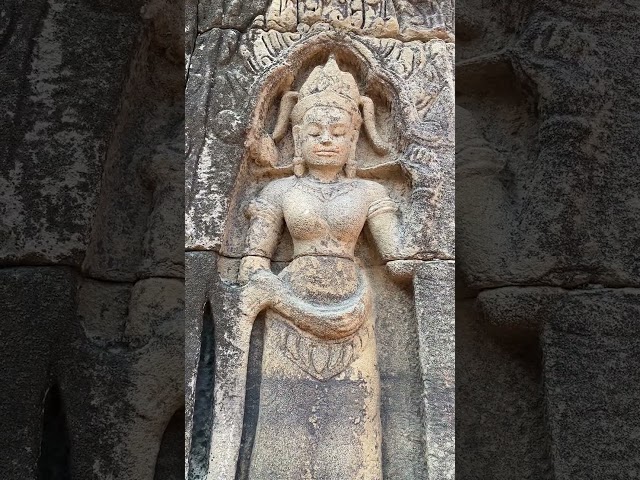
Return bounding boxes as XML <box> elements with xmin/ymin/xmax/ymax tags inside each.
<box><xmin>291</xmin><ymin>56</ymin><xmax>361</xmax><ymax>124</ymax></box>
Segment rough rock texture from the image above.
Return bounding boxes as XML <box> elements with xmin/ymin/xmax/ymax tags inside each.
<box><xmin>414</xmin><ymin>261</ymin><xmax>455</xmax><ymax>480</ymax></box>
<box><xmin>0</xmin><ymin>267</ymin><xmax>77</xmax><ymax>479</ymax></box>
<box><xmin>0</xmin><ymin>0</ymin><xmax>144</xmax><ymax>265</ymax></box>
<box><xmin>457</xmin><ymin>0</ymin><xmax>640</xmax><ymax>288</ymax></box>
<box><xmin>542</xmin><ymin>289</ymin><xmax>640</xmax><ymax>480</ymax></box>
<box><xmin>457</xmin><ymin>0</ymin><xmax>640</xmax><ymax>478</ymax></box>
<box><xmin>0</xmin><ymin>0</ymin><xmax>184</xmax><ymax>478</ymax></box>
<box><xmin>186</xmin><ymin>1</ymin><xmax>454</xmax><ymax>479</ymax></box>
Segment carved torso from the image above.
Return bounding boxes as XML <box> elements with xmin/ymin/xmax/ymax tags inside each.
<box><xmin>285</xmin><ymin>177</ymin><xmax>368</xmax><ymax>257</ymax></box>
<box><xmin>247</xmin><ymin>174</ymin><xmax>396</xmax><ymax>261</ymax></box>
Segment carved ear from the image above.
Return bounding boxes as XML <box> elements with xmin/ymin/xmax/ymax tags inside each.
<box><xmin>360</xmin><ymin>96</ymin><xmax>391</xmax><ymax>155</ymax></box>
<box><xmin>272</xmin><ymin>91</ymin><xmax>299</xmax><ymax>142</ymax></box>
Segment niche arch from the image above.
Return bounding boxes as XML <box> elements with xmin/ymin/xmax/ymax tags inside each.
<box><xmin>219</xmin><ymin>34</ymin><xmax>417</xmax><ymax>264</ymax></box>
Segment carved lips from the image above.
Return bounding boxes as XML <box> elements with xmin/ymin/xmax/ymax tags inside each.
<box><xmin>312</xmin><ymin>145</ymin><xmax>340</xmax><ymax>157</ymax></box>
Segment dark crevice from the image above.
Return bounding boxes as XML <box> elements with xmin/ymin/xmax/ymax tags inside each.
<box><xmin>37</xmin><ymin>384</ymin><xmax>71</xmax><ymax>480</ymax></box>
<box><xmin>185</xmin><ymin>0</ymin><xmax>200</xmax><ymax>83</ymax></box>
<box><xmin>188</xmin><ymin>301</ymin><xmax>216</xmax><ymax>480</ymax></box>
<box><xmin>154</xmin><ymin>408</ymin><xmax>185</xmax><ymax>480</ymax></box>
<box><xmin>235</xmin><ymin>314</ymin><xmax>265</xmax><ymax>480</ymax></box>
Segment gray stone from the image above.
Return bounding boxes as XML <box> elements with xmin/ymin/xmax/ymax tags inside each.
<box><xmin>58</xmin><ymin>276</ymin><xmax>184</xmax><ymax>479</ymax></box>
<box><xmin>185</xmin><ymin>251</ymin><xmax>218</xmax><ymax>478</ymax></box>
<box><xmin>456</xmin><ymin>0</ymin><xmax>640</xmax><ymax>289</ymax></box>
<box><xmin>1</xmin><ymin>0</ymin><xmax>186</xmax><ymax>478</ymax></box>
<box><xmin>0</xmin><ymin>0</ymin><xmax>145</xmax><ymax>266</ymax></box>
<box><xmin>456</xmin><ymin>299</ymin><xmax>553</xmax><ymax>480</ymax></box>
<box><xmin>456</xmin><ymin>1</ymin><xmax>640</xmax><ymax>479</ymax></box>
<box><xmin>186</xmin><ymin>2</ymin><xmax>455</xmax><ymax>478</ymax></box>
<box><xmin>414</xmin><ymin>260</ymin><xmax>455</xmax><ymax>480</ymax></box>
<box><xmin>0</xmin><ymin>267</ymin><xmax>77</xmax><ymax>479</ymax></box>
<box><xmin>542</xmin><ymin>289</ymin><xmax>640</xmax><ymax>480</ymax></box>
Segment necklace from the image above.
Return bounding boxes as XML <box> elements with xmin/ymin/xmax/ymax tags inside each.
<box><xmin>294</xmin><ymin>176</ymin><xmax>357</xmax><ymax>202</ymax></box>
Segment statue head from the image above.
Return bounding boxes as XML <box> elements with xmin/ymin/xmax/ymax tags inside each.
<box><xmin>271</xmin><ymin>56</ymin><xmax>389</xmax><ymax>178</ymax></box>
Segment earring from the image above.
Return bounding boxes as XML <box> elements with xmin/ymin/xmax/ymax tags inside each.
<box><xmin>293</xmin><ymin>156</ymin><xmax>305</xmax><ymax>177</ymax></box>
<box><xmin>345</xmin><ymin>159</ymin><xmax>357</xmax><ymax>178</ymax></box>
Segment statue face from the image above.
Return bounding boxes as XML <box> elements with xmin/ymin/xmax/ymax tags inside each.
<box><xmin>297</xmin><ymin>106</ymin><xmax>357</xmax><ymax>171</ymax></box>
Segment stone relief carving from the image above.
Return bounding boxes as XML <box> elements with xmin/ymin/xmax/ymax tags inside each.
<box><xmin>185</xmin><ymin>24</ymin><xmax>454</xmax><ymax>254</ymax></box>
<box><xmin>185</xmin><ymin>3</ymin><xmax>454</xmax><ymax>479</ymax></box>
<box><xmin>209</xmin><ymin>56</ymin><xmax>411</xmax><ymax>479</ymax></box>
<box><xmin>257</xmin><ymin>0</ymin><xmax>452</xmax><ymax>41</ymax></box>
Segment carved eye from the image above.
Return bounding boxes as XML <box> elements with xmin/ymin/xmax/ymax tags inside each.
<box><xmin>307</xmin><ymin>124</ymin><xmax>321</xmax><ymax>136</ymax></box>
<box><xmin>332</xmin><ymin>125</ymin><xmax>347</xmax><ymax>136</ymax></box>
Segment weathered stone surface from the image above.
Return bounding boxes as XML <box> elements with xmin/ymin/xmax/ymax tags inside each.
<box><xmin>186</xmin><ymin>28</ymin><xmax>455</xmax><ymax>258</ymax></box>
<box><xmin>541</xmin><ymin>289</ymin><xmax>640</xmax><ymax>480</ymax></box>
<box><xmin>0</xmin><ymin>267</ymin><xmax>77</xmax><ymax>479</ymax></box>
<box><xmin>370</xmin><ymin>266</ymin><xmax>429</xmax><ymax>478</ymax></box>
<box><xmin>414</xmin><ymin>260</ymin><xmax>455</xmax><ymax>480</ymax></box>
<box><xmin>186</xmin><ymin>2</ymin><xmax>454</xmax><ymax>478</ymax></box>
<box><xmin>83</xmin><ymin>0</ymin><xmax>184</xmax><ymax>282</ymax></box>
<box><xmin>0</xmin><ymin>0</ymin><xmax>145</xmax><ymax>266</ymax></box>
<box><xmin>185</xmin><ymin>251</ymin><xmax>218</xmax><ymax>477</ymax></box>
<box><xmin>456</xmin><ymin>299</ymin><xmax>553</xmax><ymax>480</ymax></box>
<box><xmin>456</xmin><ymin>1</ymin><xmax>640</xmax><ymax>478</ymax></box>
<box><xmin>185</xmin><ymin>26</ymin><xmax>247</xmax><ymax>251</ymax></box>
<box><xmin>1</xmin><ymin>0</ymin><xmax>185</xmax><ymax>478</ymax></box>
<box><xmin>456</xmin><ymin>0</ymin><xmax>640</xmax><ymax>289</ymax></box>
<box><xmin>58</xmin><ymin>276</ymin><xmax>184</xmax><ymax>479</ymax></box>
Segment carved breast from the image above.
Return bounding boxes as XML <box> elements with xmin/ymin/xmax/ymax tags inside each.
<box><xmin>282</xmin><ymin>180</ymin><xmax>369</xmax><ymax>248</ymax></box>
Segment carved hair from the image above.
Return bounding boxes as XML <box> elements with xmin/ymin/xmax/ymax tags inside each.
<box><xmin>272</xmin><ymin>91</ymin><xmax>299</xmax><ymax>143</ymax></box>
<box><xmin>359</xmin><ymin>96</ymin><xmax>390</xmax><ymax>155</ymax></box>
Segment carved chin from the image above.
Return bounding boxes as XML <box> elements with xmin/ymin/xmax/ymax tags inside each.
<box><xmin>306</xmin><ymin>154</ymin><xmax>348</xmax><ymax>167</ymax></box>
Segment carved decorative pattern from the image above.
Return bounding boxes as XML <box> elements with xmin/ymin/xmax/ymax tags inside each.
<box><xmin>273</xmin><ymin>319</ymin><xmax>372</xmax><ymax>380</ymax></box>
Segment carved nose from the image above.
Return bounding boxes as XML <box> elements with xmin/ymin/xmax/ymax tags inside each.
<box><xmin>320</xmin><ymin>131</ymin><xmax>332</xmax><ymax>143</ymax></box>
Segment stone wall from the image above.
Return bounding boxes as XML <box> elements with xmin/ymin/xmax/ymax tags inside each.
<box><xmin>456</xmin><ymin>0</ymin><xmax>640</xmax><ymax>478</ymax></box>
<box><xmin>185</xmin><ymin>0</ymin><xmax>455</xmax><ymax>479</ymax></box>
<box><xmin>0</xmin><ymin>0</ymin><xmax>184</xmax><ymax>478</ymax></box>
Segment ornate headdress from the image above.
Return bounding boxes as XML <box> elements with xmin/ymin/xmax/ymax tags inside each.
<box><xmin>271</xmin><ymin>56</ymin><xmax>390</xmax><ymax>155</ymax></box>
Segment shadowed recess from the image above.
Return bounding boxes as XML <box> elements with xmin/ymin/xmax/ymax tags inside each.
<box><xmin>188</xmin><ymin>302</ymin><xmax>215</xmax><ymax>480</ymax></box>
<box><xmin>154</xmin><ymin>408</ymin><xmax>185</xmax><ymax>480</ymax></box>
<box><xmin>236</xmin><ymin>314</ymin><xmax>266</xmax><ymax>480</ymax></box>
<box><xmin>37</xmin><ymin>384</ymin><xmax>71</xmax><ymax>480</ymax></box>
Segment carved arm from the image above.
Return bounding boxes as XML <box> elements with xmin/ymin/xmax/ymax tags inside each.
<box><xmin>238</xmin><ymin>193</ymin><xmax>284</xmax><ymax>283</ymax></box>
<box><xmin>366</xmin><ymin>183</ymin><xmax>414</xmax><ymax>261</ymax></box>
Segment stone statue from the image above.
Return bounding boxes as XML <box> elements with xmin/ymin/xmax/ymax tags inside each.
<box><xmin>207</xmin><ymin>57</ymin><xmax>407</xmax><ymax>479</ymax></box>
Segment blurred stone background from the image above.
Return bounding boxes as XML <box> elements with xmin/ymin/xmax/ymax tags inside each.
<box><xmin>0</xmin><ymin>0</ymin><xmax>184</xmax><ymax>478</ymax></box>
<box><xmin>456</xmin><ymin>1</ymin><xmax>640</xmax><ymax>479</ymax></box>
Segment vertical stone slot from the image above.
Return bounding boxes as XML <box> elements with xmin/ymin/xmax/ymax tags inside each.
<box><xmin>154</xmin><ymin>408</ymin><xmax>185</xmax><ymax>480</ymax></box>
<box><xmin>188</xmin><ymin>302</ymin><xmax>215</xmax><ymax>480</ymax></box>
<box><xmin>37</xmin><ymin>384</ymin><xmax>71</xmax><ymax>480</ymax></box>
<box><xmin>235</xmin><ymin>314</ymin><xmax>266</xmax><ymax>480</ymax></box>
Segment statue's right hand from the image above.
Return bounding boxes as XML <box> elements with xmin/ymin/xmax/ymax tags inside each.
<box><xmin>239</xmin><ymin>268</ymin><xmax>283</xmax><ymax>317</ymax></box>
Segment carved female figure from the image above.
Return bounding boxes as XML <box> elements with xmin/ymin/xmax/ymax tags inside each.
<box><xmin>208</xmin><ymin>57</ymin><xmax>405</xmax><ymax>480</ymax></box>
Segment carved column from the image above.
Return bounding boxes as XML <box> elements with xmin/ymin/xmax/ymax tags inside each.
<box><xmin>186</xmin><ymin>2</ymin><xmax>454</xmax><ymax>479</ymax></box>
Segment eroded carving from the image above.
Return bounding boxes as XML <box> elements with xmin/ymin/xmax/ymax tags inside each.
<box><xmin>208</xmin><ymin>57</ymin><xmax>413</xmax><ymax>480</ymax></box>
<box><xmin>256</xmin><ymin>0</ymin><xmax>452</xmax><ymax>41</ymax></box>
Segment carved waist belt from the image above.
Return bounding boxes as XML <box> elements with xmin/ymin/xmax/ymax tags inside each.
<box><xmin>265</xmin><ymin>269</ymin><xmax>373</xmax><ymax>380</ymax></box>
